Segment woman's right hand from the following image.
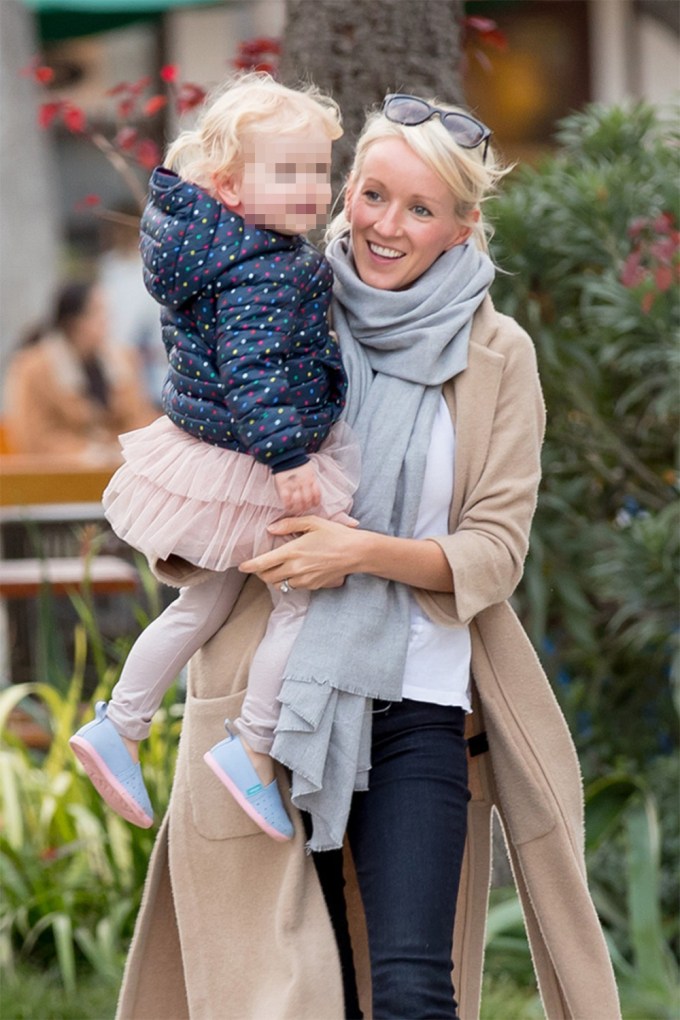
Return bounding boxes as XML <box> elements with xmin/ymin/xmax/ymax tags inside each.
<box><xmin>239</xmin><ymin>515</ymin><xmax>362</xmax><ymax>591</ymax></box>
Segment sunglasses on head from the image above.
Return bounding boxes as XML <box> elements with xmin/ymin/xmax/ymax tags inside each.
<box><xmin>381</xmin><ymin>93</ymin><xmax>492</xmax><ymax>163</ymax></box>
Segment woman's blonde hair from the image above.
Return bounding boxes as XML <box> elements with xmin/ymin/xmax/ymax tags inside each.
<box><xmin>327</xmin><ymin>101</ymin><xmax>510</xmax><ymax>252</ymax></box>
<box><xmin>165</xmin><ymin>72</ymin><xmax>343</xmax><ymax>191</ymax></box>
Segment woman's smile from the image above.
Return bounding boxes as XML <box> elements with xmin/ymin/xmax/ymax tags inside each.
<box><xmin>367</xmin><ymin>241</ymin><xmax>404</xmax><ymax>260</ymax></box>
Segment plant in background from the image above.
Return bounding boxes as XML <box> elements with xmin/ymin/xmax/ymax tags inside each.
<box><xmin>22</xmin><ymin>57</ymin><xmax>206</xmax><ymax>215</ymax></box>
<box><xmin>0</xmin><ymin>564</ymin><xmax>180</xmax><ymax>992</ymax></box>
<box><xmin>487</xmin><ymin>101</ymin><xmax>679</xmax><ymax>1010</ymax></box>
<box><xmin>484</xmin><ymin>770</ymin><xmax>679</xmax><ymax>1018</ymax></box>
<box><xmin>490</xmin><ymin>102</ymin><xmax>680</xmax><ymax>769</ymax></box>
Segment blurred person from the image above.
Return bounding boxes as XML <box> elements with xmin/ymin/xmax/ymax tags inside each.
<box><xmin>69</xmin><ymin>74</ymin><xmax>359</xmax><ymax>841</ymax></box>
<box><xmin>3</xmin><ymin>280</ymin><xmax>156</xmax><ymax>461</ymax></box>
<box><xmin>98</xmin><ymin>208</ymin><xmax>166</xmax><ymax>406</ymax></box>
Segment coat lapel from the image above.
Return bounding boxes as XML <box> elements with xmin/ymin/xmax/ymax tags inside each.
<box><xmin>444</xmin><ymin>302</ymin><xmax>504</xmax><ymax>528</ymax></box>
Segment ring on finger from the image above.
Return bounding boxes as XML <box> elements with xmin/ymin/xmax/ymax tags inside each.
<box><xmin>280</xmin><ymin>579</ymin><xmax>292</xmax><ymax>594</ymax></box>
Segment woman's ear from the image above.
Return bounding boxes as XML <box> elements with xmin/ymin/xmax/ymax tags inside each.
<box><xmin>444</xmin><ymin>208</ymin><xmax>480</xmax><ymax>250</ymax></box>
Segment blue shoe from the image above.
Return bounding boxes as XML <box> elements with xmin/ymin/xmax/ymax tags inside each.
<box><xmin>203</xmin><ymin>725</ymin><xmax>294</xmax><ymax>842</ymax></box>
<box><xmin>69</xmin><ymin>702</ymin><xmax>154</xmax><ymax>828</ymax></box>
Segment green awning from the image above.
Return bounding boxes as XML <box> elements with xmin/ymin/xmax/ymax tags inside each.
<box><xmin>20</xmin><ymin>0</ymin><xmax>228</xmax><ymax>40</ymax></box>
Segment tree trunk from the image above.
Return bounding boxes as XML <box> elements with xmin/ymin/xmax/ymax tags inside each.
<box><xmin>279</xmin><ymin>0</ymin><xmax>465</xmax><ymax>190</ymax></box>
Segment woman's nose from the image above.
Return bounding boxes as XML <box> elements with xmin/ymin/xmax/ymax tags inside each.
<box><xmin>374</xmin><ymin>205</ymin><xmax>403</xmax><ymax>237</ymax></box>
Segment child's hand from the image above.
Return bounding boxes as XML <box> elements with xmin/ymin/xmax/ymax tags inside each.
<box><xmin>274</xmin><ymin>462</ymin><xmax>321</xmax><ymax>514</ymax></box>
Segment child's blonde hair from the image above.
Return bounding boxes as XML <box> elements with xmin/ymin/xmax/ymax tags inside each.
<box><xmin>327</xmin><ymin>100</ymin><xmax>509</xmax><ymax>252</ymax></box>
<box><xmin>165</xmin><ymin>72</ymin><xmax>342</xmax><ymax>191</ymax></box>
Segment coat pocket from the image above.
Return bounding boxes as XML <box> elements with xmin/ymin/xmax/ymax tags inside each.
<box><xmin>184</xmin><ymin>689</ymin><xmax>263</xmax><ymax>841</ymax></box>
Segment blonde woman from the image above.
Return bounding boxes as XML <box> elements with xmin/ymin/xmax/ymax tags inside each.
<box><xmin>117</xmin><ymin>94</ymin><xmax>620</xmax><ymax>1020</ymax></box>
<box><xmin>70</xmin><ymin>74</ymin><xmax>359</xmax><ymax>843</ymax></box>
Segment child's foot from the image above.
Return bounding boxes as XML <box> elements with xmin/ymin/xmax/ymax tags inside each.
<box><xmin>241</xmin><ymin>742</ymin><xmax>275</xmax><ymax>787</ymax></box>
<box><xmin>121</xmin><ymin>735</ymin><xmax>140</xmax><ymax>764</ymax></box>
<box><xmin>203</xmin><ymin>724</ymin><xmax>294</xmax><ymax>842</ymax></box>
<box><xmin>69</xmin><ymin>702</ymin><xmax>153</xmax><ymax>828</ymax></box>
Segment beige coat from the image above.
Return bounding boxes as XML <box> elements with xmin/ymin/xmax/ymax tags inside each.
<box><xmin>116</xmin><ymin>298</ymin><xmax>620</xmax><ymax>1020</ymax></box>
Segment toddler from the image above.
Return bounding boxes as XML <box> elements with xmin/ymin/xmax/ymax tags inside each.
<box><xmin>70</xmin><ymin>74</ymin><xmax>359</xmax><ymax>842</ymax></box>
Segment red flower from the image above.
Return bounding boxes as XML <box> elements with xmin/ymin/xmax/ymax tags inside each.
<box><xmin>653</xmin><ymin>212</ymin><xmax>675</xmax><ymax>234</ymax></box>
<box><xmin>75</xmin><ymin>193</ymin><xmax>101</xmax><ymax>211</ymax></box>
<box><xmin>134</xmin><ymin>138</ymin><xmax>162</xmax><ymax>170</ymax></box>
<box><xmin>160</xmin><ymin>64</ymin><xmax>179</xmax><ymax>83</ymax></box>
<box><xmin>176</xmin><ymin>82</ymin><xmax>206</xmax><ymax>115</ymax></box>
<box><xmin>654</xmin><ymin>264</ymin><xmax>673</xmax><ymax>292</ymax></box>
<box><xmin>35</xmin><ymin>65</ymin><xmax>55</xmax><ymax>85</ymax></box>
<box><xmin>463</xmin><ymin>15</ymin><xmax>508</xmax><ymax>52</ymax></box>
<box><xmin>233</xmin><ymin>36</ymin><xmax>281</xmax><ymax>73</ymax></box>
<box><xmin>620</xmin><ymin>250</ymin><xmax>643</xmax><ymax>289</ymax></box>
<box><xmin>115</xmin><ymin>126</ymin><xmax>138</xmax><ymax>150</ymax></box>
<box><xmin>38</xmin><ymin>101</ymin><xmax>62</xmax><ymax>129</ymax></box>
<box><xmin>63</xmin><ymin>104</ymin><xmax>87</xmax><ymax>133</ymax></box>
<box><xmin>117</xmin><ymin>97</ymin><xmax>137</xmax><ymax>119</ymax></box>
<box><xmin>144</xmin><ymin>94</ymin><xmax>167</xmax><ymax>116</ymax></box>
<box><xmin>641</xmin><ymin>290</ymin><xmax>656</xmax><ymax>314</ymax></box>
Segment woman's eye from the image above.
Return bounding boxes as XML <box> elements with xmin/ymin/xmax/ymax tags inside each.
<box><xmin>363</xmin><ymin>190</ymin><xmax>382</xmax><ymax>202</ymax></box>
<box><xmin>412</xmin><ymin>205</ymin><xmax>432</xmax><ymax>218</ymax></box>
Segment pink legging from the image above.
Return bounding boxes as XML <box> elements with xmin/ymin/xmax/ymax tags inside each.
<box><xmin>107</xmin><ymin>569</ymin><xmax>308</xmax><ymax>751</ymax></box>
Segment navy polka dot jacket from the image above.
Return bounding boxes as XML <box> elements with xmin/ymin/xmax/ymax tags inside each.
<box><xmin>140</xmin><ymin>167</ymin><xmax>347</xmax><ymax>473</ymax></box>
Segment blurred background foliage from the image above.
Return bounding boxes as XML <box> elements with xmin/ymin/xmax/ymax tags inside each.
<box><xmin>1</xmin><ymin>101</ymin><xmax>678</xmax><ymax>1019</ymax></box>
<box><xmin>490</xmin><ymin>101</ymin><xmax>679</xmax><ymax>771</ymax></box>
<box><xmin>487</xmin><ymin>100</ymin><xmax>680</xmax><ymax>1017</ymax></box>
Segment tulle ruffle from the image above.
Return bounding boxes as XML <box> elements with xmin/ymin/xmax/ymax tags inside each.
<box><xmin>103</xmin><ymin>416</ymin><xmax>360</xmax><ymax>573</ymax></box>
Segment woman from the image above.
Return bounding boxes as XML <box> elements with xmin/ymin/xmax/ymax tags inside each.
<box><xmin>4</xmin><ymin>280</ymin><xmax>155</xmax><ymax>460</ymax></box>
<box><xmin>116</xmin><ymin>95</ymin><xmax>620</xmax><ymax>1020</ymax></box>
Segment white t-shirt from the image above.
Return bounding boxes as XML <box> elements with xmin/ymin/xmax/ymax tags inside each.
<box><xmin>401</xmin><ymin>395</ymin><xmax>472</xmax><ymax>711</ymax></box>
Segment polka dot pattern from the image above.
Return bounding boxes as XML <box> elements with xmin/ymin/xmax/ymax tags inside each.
<box><xmin>140</xmin><ymin>167</ymin><xmax>347</xmax><ymax>472</ymax></box>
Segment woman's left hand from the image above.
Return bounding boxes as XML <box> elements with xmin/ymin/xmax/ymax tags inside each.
<box><xmin>239</xmin><ymin>515</ymin><xmax>362</xmax><ymax>591</ymax></box>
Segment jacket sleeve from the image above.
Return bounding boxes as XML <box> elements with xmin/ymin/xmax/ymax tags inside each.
<box><xmin>213</xmin><ymin>261</ymin><xmax>326</xmax><ymax>472</ymax></box>
<box><xmin>419</xmin><ymin>321</ymin><xmax>546</xmax><ymax>627</ymax></box>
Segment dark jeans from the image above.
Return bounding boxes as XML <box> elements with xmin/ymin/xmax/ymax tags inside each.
<box><xmin>309</xmin><ymin>698</ymin><xmax>470</xmax><ymax>1020</ymax></box>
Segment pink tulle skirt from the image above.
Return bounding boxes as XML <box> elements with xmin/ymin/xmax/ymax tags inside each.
<box><xmin>102</xmin><ymin>416</ymin><xmax>360</xmax><ymax>573</ymax></box>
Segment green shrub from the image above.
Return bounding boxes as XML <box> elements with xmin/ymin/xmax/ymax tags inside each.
<box><xmin>490</xmin><ymin>101</ymin><xmax>680</xmax><ymax>767</ymax></box>
<box><xmin>0</xmin><ymin>565</ymin><xmax>181</xmax><ymax>992</ymax></box>
<box><xmin>485</xmin><ymin>770</ymin><xmax>679</xmax><ymax>1018</ymax></box>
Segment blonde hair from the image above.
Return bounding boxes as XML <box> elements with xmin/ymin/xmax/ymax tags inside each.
<box><xmin>327</xmin><ymin>101</ymin><xmax>510</xmax><ymax>252</ymax></box>
<box><xmin>165</xmin><ymin>72</ymin><xmax>343</xmax><ymax>191</ymax></box>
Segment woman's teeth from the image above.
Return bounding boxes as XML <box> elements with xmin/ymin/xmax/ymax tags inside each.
<box><xmin>368</xmin><ymin>242</ymin><xmax>403</xmax><ymax>259</ymax></box>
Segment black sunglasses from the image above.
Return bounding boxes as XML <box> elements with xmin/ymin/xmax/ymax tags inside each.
<box><xmin>382</xmin><ymin>93</ymin><xmax>492</xmax><ymax>163</ymax></box>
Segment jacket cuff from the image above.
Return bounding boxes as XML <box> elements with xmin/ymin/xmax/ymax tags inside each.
<box><xmin>270</xmin><ymin>451</ymin><xmax>310</xmax><ymax>474</ymax></box>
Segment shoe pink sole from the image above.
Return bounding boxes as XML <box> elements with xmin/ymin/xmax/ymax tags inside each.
<box><xmin>203</xmin><ymin>751</ymin><xmax>292</xmax><ymax>842</ymax></box>
<box><xmin>69</xmin><ymin>735</ymin><xmax>153</xmax><ymax>829</ymax></box>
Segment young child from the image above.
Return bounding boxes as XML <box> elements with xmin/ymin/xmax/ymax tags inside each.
<box><xmin>69</xmin><ymin>74</ymin><xmax>359</xmax><ymax>842</ymax></box>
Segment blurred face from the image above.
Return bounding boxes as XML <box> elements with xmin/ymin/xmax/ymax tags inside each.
<box><xmin>218</xmin><ymin>127</ymin><xmax>333</xmax><ymax>235</ymax></box>
<box><xmin>344</xmin><ymin>137</ymin><xmax>472</xmax><ymax>290</ymax></box>
<box><xmin>68</xmin><ymin>286</ymin><xmax>109</xmax><ymax>355</ymax></box>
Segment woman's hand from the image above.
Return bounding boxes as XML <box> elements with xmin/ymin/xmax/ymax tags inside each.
<box><xmin>239</xmin><ymin>515</ymin><xmax>362</xmax><ymax>591</ymax></box>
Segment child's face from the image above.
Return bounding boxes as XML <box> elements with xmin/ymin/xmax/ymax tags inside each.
<box><xmin>219</xmin><ymin>128</ymin><xmax>333</xmax><ymax>235</ymax></box>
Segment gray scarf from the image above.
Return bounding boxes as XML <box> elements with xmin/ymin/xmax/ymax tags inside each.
<box><xmin>272</xmin><ymin>235</ymin><xmax>494</xmax><ymax>850</ymax></box>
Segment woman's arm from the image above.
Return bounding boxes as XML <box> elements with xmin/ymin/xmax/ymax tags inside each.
<box><xmin>239</xmin><ymin>516</ymin><xmax>454</xmax><ymax>592</ymax></box>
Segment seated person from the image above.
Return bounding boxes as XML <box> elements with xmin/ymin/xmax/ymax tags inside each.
<box><xmin>4</xmin><ymin>280</ymin><xmax>156</xmax><ymax>462</ymax></box>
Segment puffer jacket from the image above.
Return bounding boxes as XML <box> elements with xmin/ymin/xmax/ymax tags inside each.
<box><xmin>139</xmin><ymin>167</ymin><xmax>347</xmax><ymax>473</ymax></box>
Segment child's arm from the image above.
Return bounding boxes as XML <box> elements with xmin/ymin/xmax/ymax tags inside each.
<box><xmin>274</xmin><ymin>462</ymin><xmax>321</xmax><ymax>514</ymax></box>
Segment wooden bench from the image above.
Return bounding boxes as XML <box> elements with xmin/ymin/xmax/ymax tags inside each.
<box><xmin>0</xmin><ymin>454</ymin><xmax>120</xmax><ymax>507</ymax></box>
<box><xmin>0</xmin><ymin>556</ymin><xmax>138</xmax><ymax>599</ymax></box>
